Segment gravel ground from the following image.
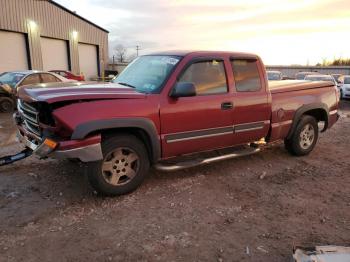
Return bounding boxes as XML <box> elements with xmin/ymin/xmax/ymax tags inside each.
<box><xmin>0</xmin><ymin>101</ymin><xmax>349</xmax><ymax>262</ymax></box>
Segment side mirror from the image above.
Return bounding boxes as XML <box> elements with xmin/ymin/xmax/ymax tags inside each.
<box><xmin>170</xmin><ymin>82</ymin><xmax>196</xmax><ymax>98</ymax></box>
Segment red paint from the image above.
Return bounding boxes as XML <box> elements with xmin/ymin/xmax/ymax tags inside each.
<box><xmin>58</xmin><ymin>135</ymin><xmax>101</xmax><ymax>150</ymax></box>
<box><xmin>49</xmin><ymin>70</ymin><xmax>85</xmax><ymax>81</ymax></box>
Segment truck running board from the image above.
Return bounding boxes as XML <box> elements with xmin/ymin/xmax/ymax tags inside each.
<box><xmin>154</xmin><ymin>147</ymin><xmax>261</xmax><ymax>172</ymax></box>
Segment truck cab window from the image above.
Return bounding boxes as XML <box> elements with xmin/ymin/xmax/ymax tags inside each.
<box><xmin>231</xmin><ymin>59</ymin><xmax>261</xmax><ymax>92</ymax></box>
<box><xmin>179</xmin><ymin>60</ymin><xmax>228</xmax><ymax>95</ymax></box>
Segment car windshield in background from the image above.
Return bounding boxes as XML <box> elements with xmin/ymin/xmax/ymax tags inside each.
<box><xmin>345</xmin><ymin>77</ymin><xmax>350</xmax><ymax>84</ymax></box>
<box><xmin>0</xmin><ymin>72</ymin><xmax>25</xmax><ymax>88</ymax></box>
<box><xmin>112</xmin><ymin>55</ymin><xmax>181</xmax><ymax>93</ymax></box>
<box><xmin>267</xmin><ymin>72</ymin><xmax>281</xmax><ymax>80</ymax></box>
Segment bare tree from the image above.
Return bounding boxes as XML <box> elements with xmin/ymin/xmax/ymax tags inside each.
<box><xmin>115</xmin><ymin>44</ymin><xmax>127</xmax><ymax>63</ymax></box>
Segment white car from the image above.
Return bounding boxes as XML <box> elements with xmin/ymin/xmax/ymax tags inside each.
<box><xmin>304</xmin><ymin>74</ymin><xmax>337</xmax><ymax>86</ymax></box>
<box><xmin>338</xmin><ymin>75</ymin><xmax>350</xmax><ymax>99</ymax></box>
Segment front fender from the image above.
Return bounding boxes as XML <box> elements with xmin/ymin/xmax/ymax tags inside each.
<box><xmin>71</xmin><ymin>118</ymin><xmax>161</xmax><ymax>163</ymax></box>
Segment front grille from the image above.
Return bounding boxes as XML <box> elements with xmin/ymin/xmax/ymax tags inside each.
<box><xmin>17</xmin><ymin>99</ymin><xmax>42</xmax><ymax>137</ymax></box>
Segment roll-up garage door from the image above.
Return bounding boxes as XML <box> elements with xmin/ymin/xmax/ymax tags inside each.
<box><xmin>78</xmin><ymin>43</ymin><xmax>98</xmax><ymax>80</ymax></box>
<box><xmin>0</xmin><ymin>31</ymin><xmax>28</xmax><ymax>73</ymax></box>
<box><xmin>41</xmin><ymin>37</ymin><xmax>69</xmax><ymax>71</ymax></box>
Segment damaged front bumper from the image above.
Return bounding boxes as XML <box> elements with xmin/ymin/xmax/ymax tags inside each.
<box><xmin>17</xmin><ymin>129</ymin><xmax>103</xmax><ymax>162</ymax></box>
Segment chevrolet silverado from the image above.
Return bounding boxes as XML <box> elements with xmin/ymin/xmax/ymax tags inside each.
<box><xmin>13</xmin><ymin>51</ymin><xmax>339</xmax><ymax>195</ymax></box>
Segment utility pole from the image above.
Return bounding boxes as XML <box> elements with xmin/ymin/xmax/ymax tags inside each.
<box><xmin>136</xmin><ymin>45</ymin><xmax>140</xmax><ymax>56</ymax></box>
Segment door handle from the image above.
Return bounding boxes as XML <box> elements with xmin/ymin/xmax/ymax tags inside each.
<box><xmin>221</xmin><ymin>102</ymin><xmax>233</xmax><ymax>110</ymax></box>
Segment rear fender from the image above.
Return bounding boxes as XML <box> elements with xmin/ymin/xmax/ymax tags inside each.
<box><xmin>287</xmin><ymin>103</ymin><xmax>329</xmax><ymax>139</ymax></box>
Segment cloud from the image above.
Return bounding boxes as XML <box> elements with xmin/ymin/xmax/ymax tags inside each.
<box><xmin>55</xmin><ymin>0</ymin><xmax>350</xmax><ymax>64</ymax></box>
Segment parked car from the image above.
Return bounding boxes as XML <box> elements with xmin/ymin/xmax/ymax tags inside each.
<box><xmin>14</xmin><ymin>51</ymin><xmax>339</xmax><ymax>196</ymax></box>
<box><xmin>0</xmin><ymin>70</ymin><xmax>72</xmax><ymax>112</ymax></box>
<box><xmin>49</xmin><ymin>70</ymin><xmax>85</xmax><ymax>81</ymax></box>
<box><xmin>338</xmin><ymin>75</ymin><xmax>350</xmax><ymax>99</ymax></box>
<box><xmin>332</xmin><ymin>74</ymin><xmax>342</xmax><ymax>83</ymax></box>
<box><xmin>295</xmin><ymin>71</ymin><xmax>320</xmax><ymax>80</ymax></box>
<box><xmin>267</xmin><ymin>70</ymin><xmax>283</xmax><ymax>81</ymax></box>
<box><xmin>304</xmin><ymin>74</ymin><xmax>337</xmax><ymax>86</ymax></box>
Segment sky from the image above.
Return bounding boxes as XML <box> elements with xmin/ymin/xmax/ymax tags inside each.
<box><xmin>55</xmin><ymin>0</ymin><xmax>350</xmax><ymax>65</ymax></box>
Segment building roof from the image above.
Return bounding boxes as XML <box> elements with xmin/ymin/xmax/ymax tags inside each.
<box><xmin>50</xmin><ymin>0</ymin><xmax>109</xmax><ymax>33</ymax></box>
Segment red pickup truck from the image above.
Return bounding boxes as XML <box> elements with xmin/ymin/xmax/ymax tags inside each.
<box><xmin>14</xmin><ymin>51</ymin><xmax>339</xmax><ymax>196</ymax></box>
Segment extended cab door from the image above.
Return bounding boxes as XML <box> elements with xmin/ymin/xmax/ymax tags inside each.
<box><xmin>159</xmin><ymin>58</ymin><xmax>235</xmax><ymax>158</ymax></box>
<box><xmin>229</xmin><ymin>57</ymin><xmax>271</xmax><ymax>144</ymax></box>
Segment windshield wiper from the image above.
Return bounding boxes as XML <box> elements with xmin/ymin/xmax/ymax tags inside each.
<box><xmin>118</xmin><ymin>82</ymin><xmax>137</xmax><ymax>89</ymax></box>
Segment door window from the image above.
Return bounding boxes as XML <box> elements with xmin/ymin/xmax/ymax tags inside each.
<box><xmin>178</xmin><ymin>60</ymin><xmax>228</xmax><ymax>95</ymax></box>
<box><xmin>231</xmin><ymin>59</ymin><xmax>261</xmax><ymax>92</ymax></box>
<box><xmin>19</xmin><ymin>74</ymin><xmax>40</xmax><ymax>86</ymax></box>
<box><xmin>40</xmin><ymin>73</ymin><xmax>60</xmax><ymax>83</ymax></box>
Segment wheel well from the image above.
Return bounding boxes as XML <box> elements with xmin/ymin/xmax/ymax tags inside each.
<box><xmin>303</xmin><ymin>108</ymin><xmax>328</xmax><ymax>123</ymax></box>
<box><xmin>287</xmin><ymin>107</ymin><xmax>329</xmax><ymax>139</ymax></box>
<box><xmin>98</xmin><ymin>127</ymin><xmax>154</xmax><ymax>163</ymax></box>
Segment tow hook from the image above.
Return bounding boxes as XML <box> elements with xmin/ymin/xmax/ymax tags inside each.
<box><xmin>0</xmin><ymin>148</ymin><xmax>33</xmax><ymax>167</ymax></box>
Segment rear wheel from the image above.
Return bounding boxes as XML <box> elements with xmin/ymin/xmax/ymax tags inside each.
<box><xmin>284</xmin><ymin>115</ymin><xmax>318</xmax><ymax>156</ymax></box>
<box><xmin>86</xmin><ymin>134</ymin><xmax>150</xmax><ymax>196</ymax></box>
<box><xmin>0</xmin><ymin>97</ymin><xmax>14</xmax><ymax>113</ymax></box>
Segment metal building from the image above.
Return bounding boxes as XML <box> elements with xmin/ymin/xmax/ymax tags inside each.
<box><xmin>0</xmin><ymin>0</ymin><xmax>108</xmax><ymax>80</ymax></box>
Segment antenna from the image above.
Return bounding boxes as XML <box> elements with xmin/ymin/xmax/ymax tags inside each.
<box><xmin>136</xmin><ymin>45</ymin><xmax>141</xmax><ymax>56</ymax></box>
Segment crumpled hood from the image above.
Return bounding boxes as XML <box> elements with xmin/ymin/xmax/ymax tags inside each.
<box><xmin>18</xmin><ymin>82</ymin><xmax>146</xmax><ymax>103</ymax></box>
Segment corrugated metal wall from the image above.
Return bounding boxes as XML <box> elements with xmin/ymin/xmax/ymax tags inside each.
<box><xmin>266</xmin><ymin>66</ymin><xmax>350</xmax><ymax>78</ymax></box>
<box><xmin>0</xmin><ymin>0</ymin><xmax>108</xmax><ymax>75</ymax></box>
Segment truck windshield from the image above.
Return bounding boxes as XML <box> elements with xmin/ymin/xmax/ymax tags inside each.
<box><xmin>112</xmin><ymin>55</ymin><xmax>181</xmax><ymax>93</ymax></box>
<box><xmin>0</xmin><ymin>72</ymin><xmax>25</xmax><ymax>88</ymax></box>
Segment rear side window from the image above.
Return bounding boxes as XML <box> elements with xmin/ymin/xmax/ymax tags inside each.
<box><xmin>345</xmin><ymin>77</ymin><xmax>350</xmax><ymax>84</ymax></box>
<box><xmin>20</xmin><ymin>74</ymin><xmax>40</xmax><ymax>86</ymax></box>
<box><xmin>179</xmin><ymin>60</ymin><xmax>228</xmax><ymax>95</ymax></box>
<box><xmin>40</xmin><ymin>73</ymin><xmax>60</xmax><ymax>83</ymax></box>
<box><xmin>231</xmin><ymin>59</ymin><xmax>261</xmax><ymax>92</ymax></box>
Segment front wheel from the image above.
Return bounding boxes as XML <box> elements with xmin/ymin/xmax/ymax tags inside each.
<box><xmin>86</xmin><ymin>134</ymin><xmax>150</xmax><ymax>196</ymax></box>
<box><xmin>284</xmin><ymin>115</ymin><xmax>318</xmax><ymax>156</ymax></box>
<box><xmin>0</xmin><ymin>97</ymin><xmax>14</xmax><ymax>113</ymax></box>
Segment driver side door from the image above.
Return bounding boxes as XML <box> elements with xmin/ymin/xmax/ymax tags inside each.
<box><xmin>160</xmin><ymin>58</ymin><xmax>235</xmax><ymax>158</ymax></box>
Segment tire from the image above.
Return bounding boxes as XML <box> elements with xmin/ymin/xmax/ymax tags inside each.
<box><xmin>0</xmin><ymin>97</ymin><xmax>14</xmax><ymax>113</ymax></box>
<box><xmin>284</xmin><ymin>115</ymin><xmax>318</xmax><ymax>156</ymax></box>
<box><xmin>86</xmin><ymin>134</ymin><xmax>150</xmax><ymax>196</ymax></box>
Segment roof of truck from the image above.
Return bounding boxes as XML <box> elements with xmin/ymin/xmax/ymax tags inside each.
<box><xmin>148</xmin><ymin>50</ymin><xmax>259</xmax><ymax>58</ymax></box>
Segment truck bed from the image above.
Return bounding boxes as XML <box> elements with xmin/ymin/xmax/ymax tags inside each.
<box><xmin>269</xmin><ymin>80</ymin><xmax>335</xmax><ymax>94</ymax></box>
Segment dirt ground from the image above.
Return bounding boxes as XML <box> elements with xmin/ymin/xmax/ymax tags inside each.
<box><xmin>0</xmin><ymin>102</ymin><xmax>349</xmax><ymax>262</ymax></box>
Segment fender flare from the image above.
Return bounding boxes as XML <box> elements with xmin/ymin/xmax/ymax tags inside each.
<box><xmin>71</xmin><ymin>118</ymin><xmax>161</xmax><ymax>163</ymax></box>
<box><xmin>286</xmin><ymin>103</ymin><xmax>329</xmax><ymax>139</ymax></box>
